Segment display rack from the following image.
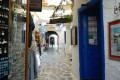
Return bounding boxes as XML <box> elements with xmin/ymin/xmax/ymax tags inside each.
<box><xmin>0</xmin><ymin>0</ymin><xmax>9</xmax><ymax>80</ymax></box>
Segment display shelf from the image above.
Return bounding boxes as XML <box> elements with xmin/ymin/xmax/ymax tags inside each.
<box><xmin>0</xmin><ymin>0</ymin><xmax>9</xmax><ymax>80</ymax></box>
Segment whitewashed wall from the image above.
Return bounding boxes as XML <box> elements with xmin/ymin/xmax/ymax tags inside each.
<box><xmin>72</xmin><ymin>0</ymin><xmax>90</xmax><ymax>80</ymax></box>
<box><xmin>64</xmin><ymin>23</ymin><xmax>71</xmax><ymax>56</ymax></box>
<box><xmin>56</xmin><ymin>27</ymin><xmax>66</xmax><ymax>53</ymax></box>
<box><xmin>103</xmin><ymin>0</ymin><xmax>120</xmax><ymax>80</ymax></box>
<box><xmin>73</xmin><ymin>0</ymin><xmax>120</xmax><ymax>80</ymax></box>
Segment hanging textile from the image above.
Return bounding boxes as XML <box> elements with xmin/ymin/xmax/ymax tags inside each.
<box><xmin>42</xmin><ymin>33</ymin><xmax>46</xmax><ymax>46</ymax></box>
<box><xmin>43</xmin><ymin>38</ymin><xmax>45</xmax><ymax>46</ymax></box>
<box><xmin>28</xmin><ymin>12</ymin><xmax>35</xmax><ymax>47</ymax></box>
<box><xmin>35</xmin><ymin>51</ymin><xmax>41</xmax><ymax>70</ymax></box>
<box><xmin>28</xmin><ymin>49</ymin><xmax>38</xmax><ymax>80</ymax></box>
<box><xmin>57</xmin><ymin>36</ymin><xmax>59</xmax><ymax>45</ymax></box>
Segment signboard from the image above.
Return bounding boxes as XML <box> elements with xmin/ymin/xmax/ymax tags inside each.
<box><xmin>47</xmin><ymin>24</ymin><xmax>56</xmax><ymax>31</ymax></box>
<box><xmin>71</xmin><ymin>27</ymin><xmax>77</xmax><ymax>45</ymax></box>
<box><xmin>30</xmin><ymin>0</ymin><xmax>42</xmax><ymax>12</ymax></box>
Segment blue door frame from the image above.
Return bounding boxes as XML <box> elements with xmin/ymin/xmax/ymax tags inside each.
<box><xmin>78</xmin><ymin>0</ymin><xmax>105</xmax><ymax>80</ymax></box>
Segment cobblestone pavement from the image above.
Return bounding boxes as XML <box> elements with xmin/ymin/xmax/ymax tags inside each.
<box><xmin>36</xmin><ymin>48</ymin><xmax>75</xmax><ymax>80</ymax></box>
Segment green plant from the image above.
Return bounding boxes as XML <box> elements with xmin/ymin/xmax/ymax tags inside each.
<box><xmin>64</xmin><ymin>15</ymin><xmax>72</xmax><ymax>23</ymax></box>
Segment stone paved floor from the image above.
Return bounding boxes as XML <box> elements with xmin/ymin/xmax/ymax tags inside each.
<box><xmin>36</xmin><ymin>48</ymin><xmax>75</xmax><ymax>80</ymax></box>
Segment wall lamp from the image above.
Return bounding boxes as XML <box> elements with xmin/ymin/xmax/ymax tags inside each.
<box><xmin>114</xmin><ymin>6</ymin><xmax>118</xmax><ymax>14</ymax></box>
<box><xmin>114</xmin><ymin>3</ymin><xmax>120</xmax><ymax>14</ymax></box>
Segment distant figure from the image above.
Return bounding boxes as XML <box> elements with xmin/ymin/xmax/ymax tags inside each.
<box><xmin>50</xmin><ymin>37</ymin><xmax>54</xmax><ymax>47</ymax></box>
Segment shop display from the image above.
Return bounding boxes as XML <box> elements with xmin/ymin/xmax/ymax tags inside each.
<box><xmin>109</xmin><ymin>20</ymin><xmax>120</xmax><ymax>59</ymax></box>
<box><xmin>0</xmin><ymin>0</ymin><xmax>9</xmax><ymax>80</ymax></box>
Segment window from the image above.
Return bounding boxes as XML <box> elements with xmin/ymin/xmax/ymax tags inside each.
<box><xmin>88</xmin><ymin>16</ymin><xmax>97</xmax><ymax>45</ymax></box>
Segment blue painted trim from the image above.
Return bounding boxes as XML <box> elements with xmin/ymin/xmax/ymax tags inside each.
<box><xmin>78</xmin><ymin>0</ymin><xmax>105</xmax><ymax>80</ymax></box>
<box><xmin>64</xmin><ymin>31</ymin><xmax>66</xmax><ymax>44</ymax></box>
<box><xmin>100</xmin><ymin>0</ymin><xmax>105</xmax><ymax>80</ymax></box>
<box><xmin>78</xmin><ymin>13</ymin><xmax>85</xmax><ymax>79</ymax></box>
<box><xmin>78</xmin><ymin>0</ymin><xmax>99</xmax><ymax>12</ymax></box>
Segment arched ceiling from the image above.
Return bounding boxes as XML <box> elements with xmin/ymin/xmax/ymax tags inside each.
<box><xmin>45</xmin><ymin>31</ymin><xmax>58</xmax><ymax>36</ymax></box>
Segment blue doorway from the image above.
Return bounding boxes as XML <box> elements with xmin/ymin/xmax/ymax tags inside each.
<box><xmin>78</xmin><ymin>0</ymin><xmax>105</xmax><ymax>80</ymax></box>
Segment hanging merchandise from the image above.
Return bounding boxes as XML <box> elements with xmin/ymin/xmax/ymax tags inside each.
<box><xmin>35</xmin><ymin>51</ymin><xmax>40</xmax><ymax>68</ymax></box>
<box><xmin>35</xmin><ymin>31</ymin><xmax>40</xmax><ymax>50</ymax></box>
<box><xmin>39</xmin><ymin>32</ymin><xmax>43</xmax><ymax>55</ymax></box>
<box><xmin>28</xmin><ymin>49</ymin><xmax>38</xmax><ymax>80</ymax></box>
<box><xmin>28</xmin><ymin>50</ymin><xmax>40</xmax><ymax>80</ymax></box>
<box><xmin>38</xmin><ymin>23</ymin><xmax>47</xmax><ymax>33</ymax></box>
<box><xmin>57</xmin><ymin>36</ymin><xmax>59</xmax><ymax>45</ymax></box>
<box><xmin>29</xmin><ymin>12</ymin><xmax>35</xmax><ymax>47</ymax></box>
<box><xmin>43</xmin><ymin>38</ymin><xmax>45</xmax><ymax>46</ymax></box>
<box><xmin>40</xmin><ymin>32</ymin><xmax>43</xmax><ymax>43</ymax></box>
<box><xmin>42</xmin><ymin>33</ymin><xmax>46</xmax><ymax>46</ymax></box>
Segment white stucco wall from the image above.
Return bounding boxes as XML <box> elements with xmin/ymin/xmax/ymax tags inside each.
<box><xmin>65</xmin><ymin>27</ymin><xmax>71</xmax><ymax>55</ymax></box>
<box><xmin>64</xmin><ymin>23</ymin><xmax>71</xmax><ymax>55</ymax></box>
<box><xmin>103</xmin><ymin>0</ymin><xmax>120</xmax><ymax>80</ymax></box>
<box><xmin>72</xmin><ymin>0</ymin><xmax>90</xmax><ymax>79</ymax></box>
<box><xmin>73</xmin><ymin>0</ymin><xmax>120</xmax><ymax>80</ymax></box>
<box><xmin>56</xmin><ymin>27</ymin><xmax>66</xmax><ymax>53</ymax></box>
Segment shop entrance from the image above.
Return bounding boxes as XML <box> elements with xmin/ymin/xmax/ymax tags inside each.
<box><xmin>79</xmin><ymin>1</ymin><xmax>105</xmax><ymax>80</ymax></box>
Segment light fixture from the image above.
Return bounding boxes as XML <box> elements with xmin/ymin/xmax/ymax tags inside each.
<box><xmin>114</xmin><ymin>3</ymin><xmax>120</xmax><ymax>14</ymax></box>
<box><xmin>114</xmin><ymin>6</ymin><xmax>118</xmax><ymax>14</ymax></box>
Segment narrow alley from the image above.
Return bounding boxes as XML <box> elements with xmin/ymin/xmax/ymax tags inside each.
<box><xmin>1</xmin><ymin>0</ymin><xmax>120</xmax><ymax>80</ymax></box>
<box><xmin>36</xmin><ymin>48</ymin><xmax>75</xmax><ymax>80</ymax></box>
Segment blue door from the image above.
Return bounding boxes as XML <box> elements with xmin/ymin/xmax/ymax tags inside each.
<box><xmin>82</xmin><ymin>4</ymin><xmax>102</xmax><ymax>79</ymax></box>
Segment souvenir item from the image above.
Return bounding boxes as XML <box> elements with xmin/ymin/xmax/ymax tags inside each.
<box><xmin>0</xmin><ymin>0</ymin><xmax>9</xmax><ymax>79</ymax></box>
